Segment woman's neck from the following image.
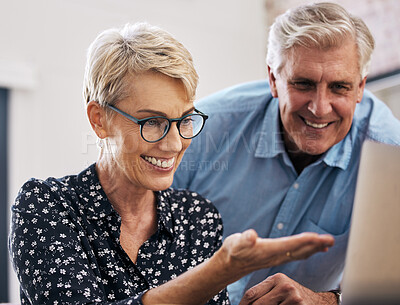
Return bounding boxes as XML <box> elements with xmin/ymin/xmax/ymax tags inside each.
<box><xmin>95</xmin><ymin>157</ymin><xmax>158</xmax><ymax>263</ymax></box>
<box><xmin>95</xmin><ymin>157</ymin><xmax>156</xmax><ymax>219</ymax></box>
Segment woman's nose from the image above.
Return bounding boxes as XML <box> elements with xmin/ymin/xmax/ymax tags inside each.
<box><xmin>159</xmin><ymin>123</ymin><xmax>183</xmax><ymax>152</ymax></box>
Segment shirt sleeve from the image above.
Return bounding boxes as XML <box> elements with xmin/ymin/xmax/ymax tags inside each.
<box><xmin>357</xmin><ymin>90</ymin><xmax>400</xmax><ymax>145</ymax></box>
<box><xmin>9</xmin><ymin>179</ymin><xmax>145</xmax><ymax>305</ymax></box>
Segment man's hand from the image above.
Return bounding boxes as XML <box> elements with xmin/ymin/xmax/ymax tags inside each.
<box><xmin>239</xmin><ymin>273</ymin><xmax>338</xmax><ymax>305</ymax></box>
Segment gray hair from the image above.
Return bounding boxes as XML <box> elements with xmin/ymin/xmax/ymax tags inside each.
<box><xmin>83</xmin><ymin>22</ymin><xmax>199</xmax><ymax>107</ymax></box>
<box><xmin>266</xmin><ymin>2</ymin><xmax>375</xmax><ymax>78</ymax></box>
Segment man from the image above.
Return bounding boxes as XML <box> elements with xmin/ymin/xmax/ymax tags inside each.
<box><xmin>173</xmin><ymin>2</ymin><xmax>400</xmax><ymax>305</ymax></box>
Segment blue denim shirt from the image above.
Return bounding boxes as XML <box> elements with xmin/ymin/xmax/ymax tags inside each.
<box><xmin>173</xmin><ymin>80</ymin><xmax>400</xmax><ymax>305</ymax></box>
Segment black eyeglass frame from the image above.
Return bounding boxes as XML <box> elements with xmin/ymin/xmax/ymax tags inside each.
<box><xmin>107</xmin><ymin>104</ymin><xmax>209</xmax><ymax>143</ymax></box>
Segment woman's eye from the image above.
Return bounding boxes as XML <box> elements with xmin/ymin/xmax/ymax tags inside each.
<box><xmin>181</xmin><ymin>118</ymin><xmax>193</xmax><ymax>126</ymax></box>
<box><xmin>146</xmin><ymin>118</ymin><xmax>162</xmax><ymax>127</ymax></box>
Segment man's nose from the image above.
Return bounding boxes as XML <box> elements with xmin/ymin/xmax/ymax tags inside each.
<box><xmin>307</xmin><ymin>87</ymin><xmax>333</xmax><ymax>117</ymax></box>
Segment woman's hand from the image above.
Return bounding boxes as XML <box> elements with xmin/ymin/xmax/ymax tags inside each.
<box><xmin>143</xmin><ymin>230</ymin><xmax>334</xmax><ymax>305</ymax></box>
<box><xmin>216</xmin><ymin>229</ymin><xmax>334</xmax><ymax>280</ymax></box>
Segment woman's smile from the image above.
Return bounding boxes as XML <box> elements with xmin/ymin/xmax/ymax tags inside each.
<box><xmin>142</xmin><ymin>155</ymin><xmax>175</xmax><ymax>169</ymax></box>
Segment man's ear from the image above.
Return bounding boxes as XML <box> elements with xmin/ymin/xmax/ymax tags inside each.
<box><xmin>267</xmin><ymin>66</ymin><xmax>279</xmax><ymax>98</ymax></box>
<box><xmin>356</xmin><ymin>76</ymin><xmax>367</xmax><ymax>104</ymax></box>
<box><xmin>87</xmin><ymin>101</ymin><xmax>108</xmax><ymax>139</ymax></box>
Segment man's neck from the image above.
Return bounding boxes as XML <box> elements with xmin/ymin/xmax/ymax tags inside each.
<box><xmin>287</xmin><ymin>151</ymin><xmax>322</xmax><ymax>175</ymax></box>
<box><xmin>279</xmin><ymin>121</ymin><xmax>323</xmax><ymax>174</ymax></box>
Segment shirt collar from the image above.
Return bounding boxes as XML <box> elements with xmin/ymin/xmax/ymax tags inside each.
<box><xmin>322</xmin><ymin>128</ymin><xmax>354</xmax><ymax>170</ymax></box>
<box><xmin>77</xmin><ymin>163</ymin><xmax>116</xmax><ymax>220</ymax></box>
<box><xmin>154</xmin><ymin>189</ymin><xmax>175</xmax><ymax>237</ymax></box>
<box><xmin>254</xmin><ymin>97</ymin><xmax>354</xmax><ymax>170</ymax></box>
<box><xmin>77</xmin><ymin>163</ymin><xmax>174</xmax><ymax>236</ymax></box>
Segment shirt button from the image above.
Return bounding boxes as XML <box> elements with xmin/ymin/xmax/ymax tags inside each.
<box><xmin>293</xmin><ymin>183</ymin><xmax>299</xmax><ymax>189</ymax></box>
<box><xmin>277</xmin><ymin>222</ymin><xmax>284</xmax><ymax>230</ymax></box>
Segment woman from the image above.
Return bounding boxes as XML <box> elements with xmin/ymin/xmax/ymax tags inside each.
<box><xmin>9</xmin><ymin>23</ymin><xmax>334</xmax><ymax>305</ymax></box>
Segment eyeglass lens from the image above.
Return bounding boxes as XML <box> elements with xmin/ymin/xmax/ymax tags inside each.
<box><xmin>142</xmin><ymin>114</ymin><xmax>204</xmax><ymax>142</ymax></box>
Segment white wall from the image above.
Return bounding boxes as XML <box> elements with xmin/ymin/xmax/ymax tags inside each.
<box><xmin>2</xmin><ymin>0</ymin><xmax>268</xmax><ymax>302</ymax></box>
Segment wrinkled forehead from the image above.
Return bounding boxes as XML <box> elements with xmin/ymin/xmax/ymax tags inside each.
<box><xmin>282</xmin><ymin>38</ymin><xmax>359</xmax><ymax>71</ymax></box>
<box><xmin>280</xmin><ymin>40</ymin><xmax>361</xmax><ymax>83</ymax></box>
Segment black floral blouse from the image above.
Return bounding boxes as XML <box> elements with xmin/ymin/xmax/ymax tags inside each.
<box><xmin>9</xmin><ymin>164</ymin><xmax>229</xmax><ymax>305</ymax></box>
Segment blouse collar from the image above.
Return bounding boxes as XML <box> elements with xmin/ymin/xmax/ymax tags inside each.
<box><xmin>77</xmin><ymin>163</ymin><xmax>174</xmax><ymax>237</ymax></box>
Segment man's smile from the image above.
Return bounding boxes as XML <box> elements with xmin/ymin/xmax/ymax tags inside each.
<box><xmin>303</xmin><ymin>118</ymin><xmax>330</xmax><ymax>129</ymax></box>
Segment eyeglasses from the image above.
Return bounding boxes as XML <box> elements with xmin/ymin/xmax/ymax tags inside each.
<box><xmin>107</xmin><ymin>104</ymin><xmax>208</xmax><ymax>143</ymax></box>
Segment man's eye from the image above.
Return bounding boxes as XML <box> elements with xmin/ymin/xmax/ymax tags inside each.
<box><xmin>293</xmin><ymin>82</ymin><xmax>313</xmax><ymax>90</ymax></box>
<box><xmin>333</xmin><ymin>84</ymin><xmax>348</xmax><ymax>90</ymax></box>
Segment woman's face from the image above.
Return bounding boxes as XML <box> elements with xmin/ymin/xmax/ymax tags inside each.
<box><xmin>105</xmin><ymin>71</ymin><xmax>192</xmax><ymax>192</ymax></box>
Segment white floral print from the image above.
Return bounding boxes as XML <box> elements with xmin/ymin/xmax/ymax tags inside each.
<box><xmin>9</xmin><ymin>164</ymin><xmax>229</xmax><ymax>305</ymax></box>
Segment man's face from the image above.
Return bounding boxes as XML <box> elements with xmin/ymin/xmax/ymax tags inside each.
<box><xmin>268</xmin><ymin>39</ymin><xmax>367</xmax><ymax>156</ymax></box>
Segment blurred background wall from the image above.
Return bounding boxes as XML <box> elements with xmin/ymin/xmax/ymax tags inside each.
<box><xmin>1</xmin><ymin>0</ymin><xmax>399</xmax><ymax>303</ymax></box>
<box><xmin>1</xmin><ymin>0</ymin><xmax>268</xmax><ymax>302</ymax></box>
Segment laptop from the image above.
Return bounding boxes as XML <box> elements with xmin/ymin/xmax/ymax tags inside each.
<box><xmin>341</xmin><ymin>141</ymin><xmax>400</xmax><ymax>305</ymax></box>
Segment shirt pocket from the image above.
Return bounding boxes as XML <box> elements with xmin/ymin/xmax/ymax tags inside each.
<box><xmin>299</xmin><ymin>218</ymin><xmax>349</xmax><ymax>267</ymax></box>
<box><xmin>294</xmin><ymin>219</ymin><xmax>349</xmax><ymax>288</ymax></box>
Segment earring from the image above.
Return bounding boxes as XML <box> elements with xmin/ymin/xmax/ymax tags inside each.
<box><xmin>96</xmin><ymin>138</ymin><xmax>104</xmax><ymax>148</ymax></box>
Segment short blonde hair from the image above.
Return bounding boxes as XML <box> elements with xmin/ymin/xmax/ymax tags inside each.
<box><xmin>267</xmin><ymin>2</ymin><xmax>375</xmax><ymax>78</ymax></box>
<box><xmin>83</xmin><ymin>22</ymin><xmax>199</xmax><ymax>107</ymax></box>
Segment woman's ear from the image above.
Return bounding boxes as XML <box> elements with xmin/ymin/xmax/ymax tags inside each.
<box><xmin>267</xmin><ymin>66</ymin><xmax>279</xmax><ymax>98</ymax></box>
<box><xmin>87</xmin><ymin>101</ymin><xmax>108</xmax><ymax>139</ymax></box>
